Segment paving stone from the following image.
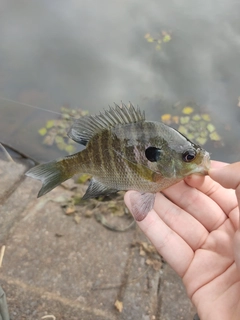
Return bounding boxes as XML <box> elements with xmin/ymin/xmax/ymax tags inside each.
<box><xmin>0</xmin><ymin>160</ymin><xmax>27</xmax><ymax>200</ymax></box>
<box><xmin>0</xmin><ymin>160</ymin><xmax>197</xmax><ymax>319</ymax></box>
<box><xmin>0</xmin><ymin>168</ymin><xmax>40</xmax><ymax>243</ymax></box>
<box><xmin>0</xmin><ymin>278</ymin><xmax>114</xmax><ymax>320</ymax></box>
<box><xmin>0</xmin><ymin>186</ymin><xmax>161</xmax><ymax>319</ymax></box>
<box><xmin>159</xmin><ymin>263</ymin><xmax>197</xmax><ymax>320</ymax></box>
<box><xmin>114</xmin><ymin>228</ymin><xmax>161</xmax><ymax>320</ymax></box>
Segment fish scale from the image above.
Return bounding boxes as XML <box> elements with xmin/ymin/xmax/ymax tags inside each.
<box><xmin>26</xmin><ymin>104</ymin><xmax>210</xmax><ymax>219</ymax></box>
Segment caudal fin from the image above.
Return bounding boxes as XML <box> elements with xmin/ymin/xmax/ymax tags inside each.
<box><xmin>26</xmin><ymin>159</ymin><xmax>73</xmax><ymax>197</ymax></box>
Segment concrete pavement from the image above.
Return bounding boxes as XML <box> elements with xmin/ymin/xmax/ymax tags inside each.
<box><xmin>0</xmin><ymin>159</ymin><xmax>197</xmax><ymax>320</ymax></box>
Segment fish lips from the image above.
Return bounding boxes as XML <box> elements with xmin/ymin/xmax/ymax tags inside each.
<box><xmin>190</xmin><ymin>151</ymin><xmax>211</xmax><ymax>176</ymax></box>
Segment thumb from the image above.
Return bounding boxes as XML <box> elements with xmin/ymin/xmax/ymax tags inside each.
<box><xmin>210</xmin><ymin>162</ymin><xmax>240</xmax><ymax>271</ymax></box>
<box><xmin>209</xmin><ymin>162</ymin><xmax>240</xmax><ymax>206</ymax></box>
<box><xmin>209</xmin><ymin>162</ymin><xmax>240</xmax><ymax>190</ymax></box>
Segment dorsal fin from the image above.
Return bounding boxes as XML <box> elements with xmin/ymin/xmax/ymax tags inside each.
<box><xmin>68</xmin><ymin>103</ymin><xmax>145</xmax><ymax>146</ymax></box>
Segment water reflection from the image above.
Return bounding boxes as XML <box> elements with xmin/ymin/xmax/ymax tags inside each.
<box><xmin>0</xmin><ymin>0</ymin><xmax>240</xmax><ymax>162</ymax></box>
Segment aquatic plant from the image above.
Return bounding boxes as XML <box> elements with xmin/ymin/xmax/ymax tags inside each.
<box><xmin>38</xmin><ymin>106</ymin><xmax>88</xmax><ymax>154</ymax></box>
<box><xmin>144</xmin><ymin>30</ymin><xmax>172</xmax><ymax>51</ymax></box>
<box><xmin>161</xmin><ymin>103</ymin><xmax>223</xmax><ymax>147</ymax></box>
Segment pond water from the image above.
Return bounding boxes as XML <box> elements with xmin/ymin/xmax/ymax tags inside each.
<box><xmin>0</xmin><ymin>0</ymin><xmax>240</xmax><ymax>163</ymax></box>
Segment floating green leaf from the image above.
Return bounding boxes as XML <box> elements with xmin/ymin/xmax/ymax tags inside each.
<box><xmin>200</xmin><ymin>130</ymin><xmax>208</xmax><ymax>138</ymax></box>
<box><xmin>178</xmin><ymin>125</ymin><xmax>188</xmax><ymax>135</ymax></box>
<box><xmin>209</xmin><ymin>132</ymin><xmax>221</xmax><ymax>141</ymax></box>
<box><xmin>186</xmin><ymin>133</ymin><xmax>194</xmax><ymax>140</ymax></box>
<box><xmin>144</xmin><ymin>30</ymin><xmax>172</xmax><ymax>51</ymax></box>
<box><xmin>192</xmin><ymin>114</ymin><xmax>201</xmax><ymax>121</ymax></box>
<box><xmin>62</xmin><ymin>113</ymin><xmax>71</xmax><ymax>120</ymax></box>
<box><xmin>160</xmin><ymin>101</ymin><xmax>224</xmax><ymax>147</ymax></box>
<box><xmin>207</xmin><ymin>123</ymin><xmax>216</xmax><ymax>133</ymax></box>
<box><xmin>196</xmin><ymin>137</ymin><xmax>208</xmax><ymax>145</ymax></box>
<box><xmin>55</xmin><ymin>136</ymin><xmax>64</xmax><ymax>144</ymax></box>
<box><xmin>38</xmin><ymin>127</ymin><xmax>47</xmax><ymax>136</ymax></box>
<box><xmin>147</xmin><ymin>37</ymin><xmax>154</xmax><ymax>43</ymax></box>
<box><xmin>46</xmin><ymin>120</ymin><xmax>55</xmax><ymax>129</ymax></box>
<box><xmin>38</xmin><ymin>106</ymin><xmax>88</xmax><ymax>154</ymax></box>
<box><xmin>163</xmin><ymin>34</ymin><xmax>171</xmax><ymax>42</ymax></box>
<box><xmin>182</xmin><ymin>106</ymin><xmax>194</xmax><ymax>115</ymax></box>
<box><xmin>201</xmin><ymin>114</ymin><xmax>211</xmax><ymax>121</ymax></box>
<box><xmin>180</xmin><ymin>116</ymin><xmax>190</xmax><ymax>124</ymax></box>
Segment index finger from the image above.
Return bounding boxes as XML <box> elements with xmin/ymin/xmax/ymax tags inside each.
<box><xmin>183</xmin><ymin>160</ymin><xmax>238</xmax><ymax>217</ymax></box>
<box><xmin>184</xmin><ymin>174</ymin><xmax>237</xmax><ymax>217</ymax></box>
<box><xmin>162</xmin><ymin>178</ymin><xmax>226</xmax><ymax>231</ymax></box>
<box><xmin>209</xmin><ymin>162</ymin><xmax>240</xmax><ymax>210</ymax></box>
<box><xmin>209</xmin><ymin>162</ymin><xmax>240</xmax><ymax>190</ymax></box>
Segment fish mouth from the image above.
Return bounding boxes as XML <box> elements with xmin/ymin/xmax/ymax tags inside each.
<box><xmin>197</xmin><ymin>151</ymin><xmax>211</xmax><ymax>175</ymax></box>
<box><xmin>187</xmin><ymin>151</ymin><xmax>211</xmax><ymax>176</ymax></box>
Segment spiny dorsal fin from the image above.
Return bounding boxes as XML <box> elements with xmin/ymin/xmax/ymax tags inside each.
<box><xmin>68</xmin><ymin>103</ymin><xmax>145</xmax><ymax>146</ymax></box>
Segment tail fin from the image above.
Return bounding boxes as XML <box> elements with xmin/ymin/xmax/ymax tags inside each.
<box><xmin>26</xmin><ymin>158</ymin><xmax>75</xmax><ymax>197</ymax></box>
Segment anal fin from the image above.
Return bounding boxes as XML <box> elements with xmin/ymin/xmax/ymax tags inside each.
<box><xmin>82</xmin><ymin>178</ymin><xmax>118</xmax><ymax>200</ymax></box>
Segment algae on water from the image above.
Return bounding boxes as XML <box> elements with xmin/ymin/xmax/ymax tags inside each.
<box><xmin>160</xmin><ymin>102</ymin><xmax>223</xmax><ymax>147</ymax></box>
<box><xmin>38</xmin><ymin>106</ymin><xmax>89</xmax><ymax>154</ymax></box>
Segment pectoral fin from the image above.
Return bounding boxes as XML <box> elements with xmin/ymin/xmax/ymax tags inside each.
<box><xmin>128</xmin><ymin>192</ymin><xmax>155</xmax><ymax>221</ymax></box>
<box><xmin>82</xmin><ymin>178</ymin><xmax>118</xmax><ymax>200</ymax></box>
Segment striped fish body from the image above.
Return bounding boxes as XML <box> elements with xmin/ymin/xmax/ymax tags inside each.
<box><xmin>76</xmin><ymin>122</ymin><xmax>165</xmax><ymax>194</ymax></box>
<box><xmin>26</xmin><ymin>104</ymin><xmax>210</xmax><ymax>202</ymax></box>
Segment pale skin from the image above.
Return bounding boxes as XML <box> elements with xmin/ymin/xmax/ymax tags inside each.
<box><xmin>124</xmin><ymin>161</ymin><xmax>240</xmax><ymax>320</ymax></box>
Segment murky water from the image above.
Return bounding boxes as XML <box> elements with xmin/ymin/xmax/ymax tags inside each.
<box><xmin>0</xmin><ymin>0</ymin><xmax>240</xmax><ymax>162</ymax></box>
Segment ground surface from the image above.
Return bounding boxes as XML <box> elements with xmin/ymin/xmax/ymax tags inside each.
<box><xmin>0</xmin><ymin>159</ymin><xmax>197</xmax><ymax>320</ymax></box>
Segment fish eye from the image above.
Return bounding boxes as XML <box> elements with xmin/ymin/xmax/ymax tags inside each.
<box><xmin>145</xmin><ymin>147</ymin><xmax>161</xmax><ymax>162</ymax></box>
<box><xmin>182</xmin><ymin>149</ymin><xmax>196</xmax><ymax>162</ymax></box>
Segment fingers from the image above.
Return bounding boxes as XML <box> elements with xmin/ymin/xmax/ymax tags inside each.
<box><xmin>153</xmin><ymin>191</ymin><xmax>209</xmax><ymax>250</ymax></box>
<box><xmin>209</xmin><ymin>162</ymin><xmax>240</xmax><ymax>201</ymax></box>
<box><xmin>124</xmin><ymin>191</ymin><xmax>194</xmax><ymax>277</ymax></box>
<box><xmin>159</xmin><ymin>160</ymin><xmax>231</xmax><ymax>231</ymax></box>
<box><xmin>209</xmin><ymin>162</ymin><xmax>240</xmax><ymax>230</ymax></box>
<box><xmin>125</xmin><ymin>190</ymin><xmax>209</xmax><ymax>249</ymax></box>
<box><xmin>208</xmin><ymin>161</ymin><xmax>240</xmax><ymax>270</ymax></box>
<box><xmin>210</xmin><ymin>160</ymin><xmax>229</xmax><ymax>169</ymax></box>
<box><xmin>124</xmin><ymin>161</ymin><xmax>240</xmax><ymax>278</ymax></box>
<box><xmin>185</xmin><ymin>174</ymin><xmax>237</xmax><ymax>219</ymax></box>
<box><xmin>163</xmin><ymin>179</ymin><xmax>227</xmax><ymax>231</ymax></box>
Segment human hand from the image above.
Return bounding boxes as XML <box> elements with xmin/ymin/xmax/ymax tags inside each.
<box><xmin>124</xmin><ymin>161</ymin><xmax>240</xmax><ymax>320</ymax></box>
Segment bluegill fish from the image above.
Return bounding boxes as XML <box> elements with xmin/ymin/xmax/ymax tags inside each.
<box><xmin>26</xmin><ymin>104</ymin><xmax>210</xmax><ymax>221</ymax></box>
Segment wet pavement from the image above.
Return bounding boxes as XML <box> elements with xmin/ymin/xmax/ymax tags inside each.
<box><xmin>0</xmin><ymin>159</ymin><xmax>197</xmax><ymax>320</ymax></box>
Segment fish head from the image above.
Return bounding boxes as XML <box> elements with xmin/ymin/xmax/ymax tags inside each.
<box><xmin>144</xmin><ymin>123</ymin><xmax>211</xmax><ymax>179</ymax></box>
